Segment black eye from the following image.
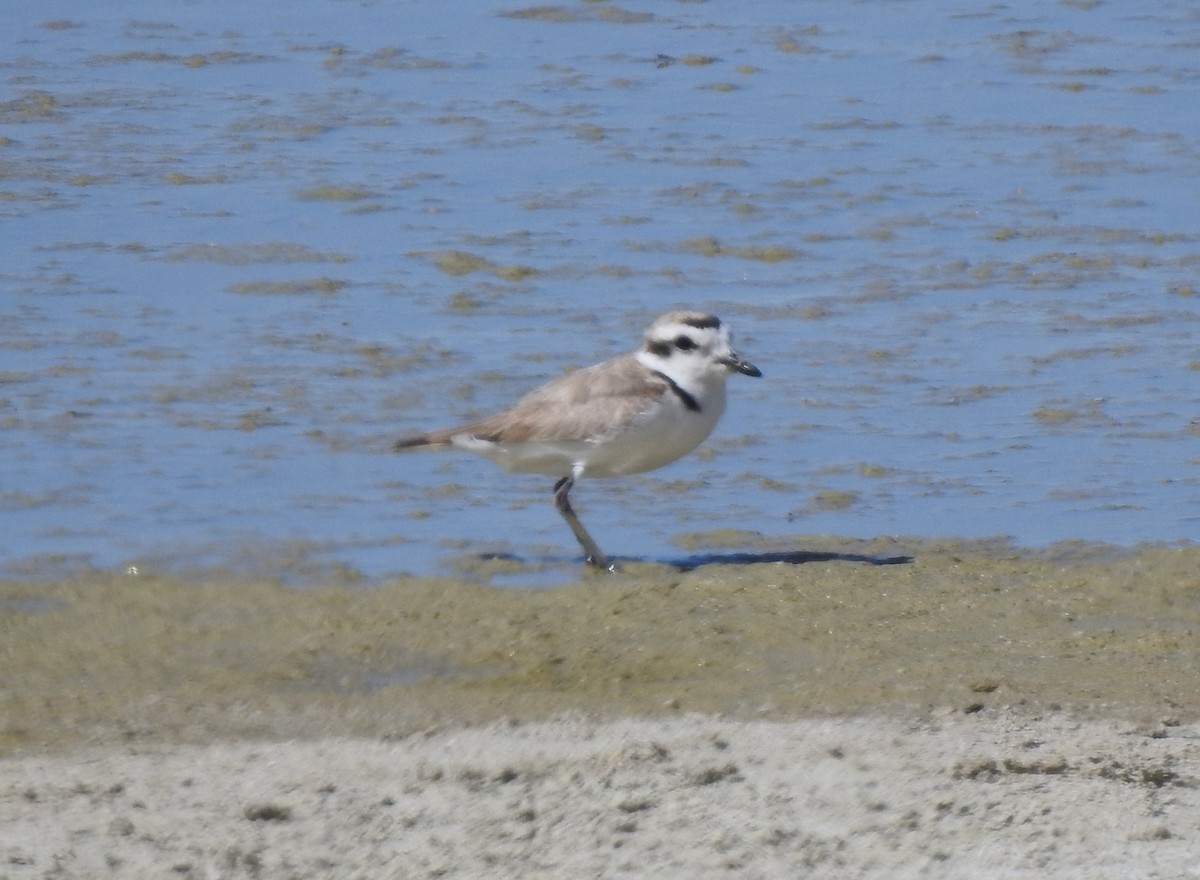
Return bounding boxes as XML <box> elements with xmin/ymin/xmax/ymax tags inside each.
<box><xmin>674</xmin><ymin>335</ymin><xmax>697</xmax><ymax>351</ymax></box>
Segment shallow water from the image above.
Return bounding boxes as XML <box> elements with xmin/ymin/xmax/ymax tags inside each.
<box><xmin>3</xmin><ymin>1</ymin><xmax>1198</xmax><ymax>581</ymax></box>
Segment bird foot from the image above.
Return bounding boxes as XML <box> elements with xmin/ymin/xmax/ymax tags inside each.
<box><xmin>585</xmin><ymin>555</ymin><xmax>618</xmax><ymax>573</ymax></box>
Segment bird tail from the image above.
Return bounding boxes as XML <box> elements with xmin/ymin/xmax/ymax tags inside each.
<box><xmin>394</xmin><ymin>432</ymin><xmax>447</xmax><ymax>451</ymax></box>
<box><xmin>394</xmin><ymin>423</ymin><xmax>481</xmax><ymax>451</ymax></box>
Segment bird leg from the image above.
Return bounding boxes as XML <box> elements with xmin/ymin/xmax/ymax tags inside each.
<box><xmin>552</xmin><ymin>476</ymin><xmax>615</xmax><ymax>571</ymax></box>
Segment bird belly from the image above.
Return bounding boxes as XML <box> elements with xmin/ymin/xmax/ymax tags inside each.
<box><xmin>581</xmin><ymin>402</ymin><xmax>722</xmax><ymax>477</ymax></box>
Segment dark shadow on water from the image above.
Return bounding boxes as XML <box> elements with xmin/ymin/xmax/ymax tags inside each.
<box><xmin>472</xmin><ymin>549</ymin><xmax>914</xmax><ymax>585</ymax></box>
<box><xmin>668</xmin><ymin>550</ymin><xmax>914</xmax><ymax>572</ymax></box>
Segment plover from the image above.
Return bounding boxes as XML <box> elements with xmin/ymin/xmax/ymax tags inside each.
<box><xmin>394</xmin><ymin>310</ymin><xmax>761</xmax><ymax>570</ymax></box>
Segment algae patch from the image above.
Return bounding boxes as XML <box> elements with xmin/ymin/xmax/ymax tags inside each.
<box><xmin>2</xmin><ymin>541</ymin><xmax>1198</xmax><ymax>755</ymax></box>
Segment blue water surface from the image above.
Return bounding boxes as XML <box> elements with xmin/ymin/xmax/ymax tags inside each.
<box><xmin>2</xmin><ymin>1</ymin><xmax>1197</xmax><ymax>581</ymax></box>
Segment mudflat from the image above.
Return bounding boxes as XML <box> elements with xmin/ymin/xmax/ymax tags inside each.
<box><xmin>3</xmin><ymin>541</ymin><xmax>1197</xmax><ymax>877</ymax></box>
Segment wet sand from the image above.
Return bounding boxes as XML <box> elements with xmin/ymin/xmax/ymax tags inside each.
<box><xmin>4</xmin><ymin>538</ymin><xmax>1197</xmax><ymax>749</ymax></box>
<box><xmin>3</xmin><ymin>541</ymin><xmax>1198</xmax><ymax>876</ymax></box>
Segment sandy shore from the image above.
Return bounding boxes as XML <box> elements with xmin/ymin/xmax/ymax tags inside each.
<box><xmin>3</xmin><ymin>540</ymin><xmax>1198</xmax><ymax>877</ymax></box>
<box><xmin>3</xmin><ymin>712</ymin><xmax>1198</xmax><ymax>879</ymax></box>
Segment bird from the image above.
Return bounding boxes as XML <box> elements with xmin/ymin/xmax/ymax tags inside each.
<box><xmin>394</xmin><ymin>310</ymin><xmax>761</xmax><ymax>570</ymax></box>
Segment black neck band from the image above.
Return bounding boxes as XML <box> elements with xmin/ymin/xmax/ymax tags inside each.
<box><xmin>652</xmin><ymin>371</ymin><xmax>700</xmax><ymax>412</ymax></box>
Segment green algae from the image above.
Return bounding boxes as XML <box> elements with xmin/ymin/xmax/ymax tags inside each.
<box><xmin>3</xmin><ymin>541</ymin><xmax>1197</xmax><ymax>755</ymax></box>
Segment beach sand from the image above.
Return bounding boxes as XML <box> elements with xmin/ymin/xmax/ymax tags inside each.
<box><xmin>3</xmin><ymin>539</ymin><xmax>1198</xmax><ymax>877</ymax></box>
<box><xmin>4</xmin><ymin>713</ymin><xmax>1198</xmax><ymax>879</ymax></box>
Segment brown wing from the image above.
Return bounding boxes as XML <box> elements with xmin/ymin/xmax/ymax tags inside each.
<box><xmin>394</xmin><ymin>354</ymin><xmax>665</xmax><ymax>449</ymax></box>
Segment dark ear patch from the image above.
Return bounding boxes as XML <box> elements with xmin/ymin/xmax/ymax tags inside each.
<box><xmin>682</xmin><ymin>314</ymin><xmax>721</xmax><ymax>330</ymax></box>
<box><xmin>647</xmin><ymin>340</ymin><xmax>671</xmax><ymax>358</ymax></box>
